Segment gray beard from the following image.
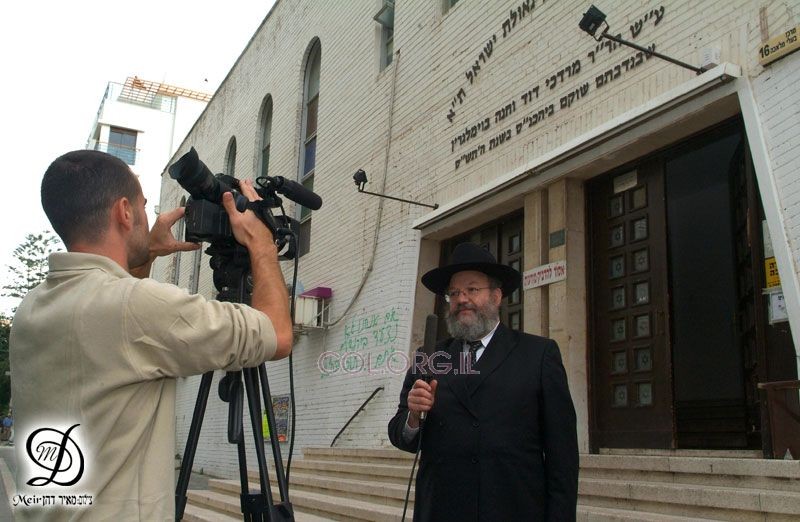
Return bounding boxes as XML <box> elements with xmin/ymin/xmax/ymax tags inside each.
<box><xmin>445</xmin><ymin>303</ymin><xmax>499</xmax><ymax>341</ymax></box>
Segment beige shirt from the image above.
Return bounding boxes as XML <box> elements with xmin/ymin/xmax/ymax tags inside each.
<box><xmin>10</xmin><ymin>252</ymin><xmax>277</xmax><ymax>520</ymax></box>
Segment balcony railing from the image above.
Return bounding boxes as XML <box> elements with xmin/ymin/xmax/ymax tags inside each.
<box><xmin>90</xmin><ymin>140</ymin><xmax>138</xmax><ymax>165</ymax></box>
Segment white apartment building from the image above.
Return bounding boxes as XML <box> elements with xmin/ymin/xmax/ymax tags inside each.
<box><xmin>86</xmin><ymin>76</ymin><xmax>210</xmax><ymax>226</ymax></box>
<box><xmin>154</xmin><ymin>0</ymin><xmax>800</xmax><ymax>485</ymax></box>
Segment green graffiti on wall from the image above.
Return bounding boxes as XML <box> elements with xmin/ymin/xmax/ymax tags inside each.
<box><xmin>320</xmin><ymin>307</ymin><xmax>402</xmax><ymax>378</ymax></box>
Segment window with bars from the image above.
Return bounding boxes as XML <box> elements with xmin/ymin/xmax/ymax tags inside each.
<box><xmin>108</xmin><ymin>127</ymin><xmax>137</xmax><ymax>165</ymax></box>
<box><xmin>172</xmin><ymin>196</ymin><xmax>187</xmax><ymax>285</ymax></box>
<box><xmin>259</xmin><ymin>96</ymin><xmax>273</xmax><ymax>179</ymax></box>
<box><xmin>297</xmin><ymin>40</ymin><xmax>321</xmax><ymax>257</ymax></box>
<box><xmin>225</xmin><ymin>137</ymin><xmax>237</xmax><ymax>176</ymax></box>
<box><xmin>374</xmin><ymin>1</ymin><xmax>395</xmax><ymax>70</ymax></box>
<box><xmin>444</xmin><ymin>0</ymin><xmax>461</xmax><ymax>14</ymax></box>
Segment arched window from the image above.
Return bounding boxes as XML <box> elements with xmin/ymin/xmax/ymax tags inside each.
<box><xmin>297</xmin><ymin>39</ymin><xmax>320</xmax><ymax>257</ymax></box>
<box><xmin>189</xmin><ymin>249</ymin><xmax>203</xmax><ymax>295</ymax></box>
<box><xmin>225</xmin><ymin>137</ymin><xmax>237</xmax><ymax>176</ymax></box>
<box><xmin>259</xmin><ymin>96</ymin><xmax>273</xmax><ymax>179</ymax></box>
<box><xmin>172</xmin><ymin>196</ymin><xmax>187</xmax><ymax>285</ymax></box>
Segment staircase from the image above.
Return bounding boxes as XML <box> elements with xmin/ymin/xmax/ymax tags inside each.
<box><xmin>580</xmin><ymin>450</ymin><xmax>800</xmax><ymax>521</ymax></box>
<box><xmin>182</xmin><ymin>447</ymin><xmax>800</xmax><ymax>521</ymax></box>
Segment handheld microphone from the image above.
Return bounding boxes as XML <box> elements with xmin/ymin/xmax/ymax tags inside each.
<box><xmin>419</xmin><ymin>314</ymin><xmax>438</xmax><ymax>421</ymax></box>
<box><xmin>269</xmin><ymin>176</ymin><xmax>323</xmax><ymax>210</ymax></box>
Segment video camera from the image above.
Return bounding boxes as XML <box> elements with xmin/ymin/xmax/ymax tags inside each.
<box><xmin>168</xmin><ymin>147</ymin><xmax>322</xmax><ymax>261</ymax></box>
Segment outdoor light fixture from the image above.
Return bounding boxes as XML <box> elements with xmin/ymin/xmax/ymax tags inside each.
<box><xmin>579</xmin><ymin>5</ymin><xmax>704</xmax><ymax>74</ymax></box>
<box><xmin>579</xmin><ymin>5</ymin><xmax>607</xmax><ymax>37</ymax></box>
<box><xmin>353</xmin><ymin>169</ymin><xmax>368</xmax><ymax>191</ymax></box>
<box><xmin>353</xmin><ymin>169</ymin><xmax>438</xmax><ymax>210</ymax></box>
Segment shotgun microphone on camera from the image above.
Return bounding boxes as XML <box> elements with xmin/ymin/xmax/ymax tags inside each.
<box><xmin>262</xmin><ymin>176</ymin><xmax>322</xmax><ymax>210</ymax></box>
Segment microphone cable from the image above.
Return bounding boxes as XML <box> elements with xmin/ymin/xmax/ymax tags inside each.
<box><xmin>402</xmin><ymin>316</ymin><xmax>438</xmax><ymax>520</ymax></box>
<box><xmin>284</xmin><ymin>205</ymin><xmax>299</xmax><ymax>486</ymax></box>
<box><xmin>401</xmin><ymin>415</ymin><xmax>425</xmax><ymax>522</ymax></box>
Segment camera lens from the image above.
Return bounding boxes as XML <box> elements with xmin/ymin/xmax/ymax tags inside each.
<box><xmin>169</xmin><ymin>147</ymin><xmax>224</xmax><ymax>202</ymax></box>
<box><xmin>169</xmin><ymin>147</ymin><xmax>247</xmax><ymax>212</ymax></box>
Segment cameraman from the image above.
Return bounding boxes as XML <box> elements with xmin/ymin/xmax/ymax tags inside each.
<box><xmin>10</xmin><ymin>150</ymin><xmax>292</xmax><ymax>520</ymax></box>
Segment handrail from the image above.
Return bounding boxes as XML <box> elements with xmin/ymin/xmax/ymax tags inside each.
<box><xmin>330</xmin><ymin>386</ymin><xmax>384</xmax><ymax>447</ymax></box>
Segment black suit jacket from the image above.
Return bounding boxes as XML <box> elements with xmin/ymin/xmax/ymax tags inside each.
<box><xmin>388</xmin><ymin>324</ymin><xmax>579</xmax><ymax>522</ymax></box>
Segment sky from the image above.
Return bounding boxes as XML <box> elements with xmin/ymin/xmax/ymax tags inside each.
<box><xmin>0</xmin><ymin>0</ymin><xmax>276</xmax><ymax>314</ymax></box>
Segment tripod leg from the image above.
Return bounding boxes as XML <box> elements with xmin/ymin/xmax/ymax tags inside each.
<box><xmin>227</xmin><ymin>373</ymin><xmax>253</xmax><ymax>522</ymax></box>
<box><xmin>259</xmin><ymin>364</ymin><xmax>291</xmax><ymax>503</ymax></box>
<box><xmin>176</xmin><ymin>371</ymin><xmax>214</xmax><ymax>521</ymax></box>
<box><xmin>221</xmin><ymin>372</ymin><xmax>245</xmax><ymax>444</ymax></box>
<box><xmin>243</xmin><ymin>366</ymin><xmax>275</xmax><ymax>505</ymax></box>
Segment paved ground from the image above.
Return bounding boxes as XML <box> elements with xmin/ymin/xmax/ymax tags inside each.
<box><xmin>0</xmin><ymin>442</ymin><xmax>211</xmax><ymax>521</ymax></box>
<box><xmin>0</xmin><ymin>445</ymin><xmax>17</xmax><ymax>522</ymax></box>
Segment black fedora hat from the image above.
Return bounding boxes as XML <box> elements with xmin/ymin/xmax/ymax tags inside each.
<box><xmin>422</xmin><ymin>242</ymin><xmax>521</xmax><ymax>297</ymax></box>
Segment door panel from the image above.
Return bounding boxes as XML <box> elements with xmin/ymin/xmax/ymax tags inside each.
<box><xmin>665</xmin><ymin>126</ymin><xmax>750</xmax><ymax>448</ymax></box>
<box><xmin>588</xmin><ymin>119</ymin><xmax>796</xmax><ymax>452</ymax></box>
<box><xmin>500</xmin><ymin>219</ymin><xmax>524</xmax><ymax>330</ymax></box>
<box><xmin>589</xmin><ymin>162</ymin><xmax>674</xmax><ymax>448</ymax></box>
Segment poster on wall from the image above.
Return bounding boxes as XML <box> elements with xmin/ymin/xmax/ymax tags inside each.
<box><xmin>764</xmin><ymin>257</ymin><xmax>781</xmax><ymax>288</ymax></box>
<box><xmin>262</xmin><ymin>395</ymin><xmax>291</xmax><ymax>443</ymax></box>
<box><xmin>766</xmin><ymin>289</ymin><xmax>789</xmax><ymax>325</ymax></box>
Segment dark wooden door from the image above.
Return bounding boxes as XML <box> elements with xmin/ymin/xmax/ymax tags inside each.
<box><xmin>665</xmin><ymin>124</ymin><xmax>751</xmax><ymax>449</ymax></box>
<box><xmin>588</xmin><ymin>161</ymin><xmax>675</xmax><ymax>448</ymax></box>
<box><xmin>500</xmin><ymin>218</ymin><xmax>524</xmax><ymax>331</ymax></box>
<box><xmin>588</xmin><ymin>119</ymin><xmax>796</xmax><ymax>452</ymax></box>
<box><xmin>731</xmin><ymin>139</ymin><xmax>767</xmax><ymax>448</ymax></box>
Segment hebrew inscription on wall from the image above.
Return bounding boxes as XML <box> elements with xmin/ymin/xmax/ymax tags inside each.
<box><xmin>446</xmin><ymin>3</ymin><xmax>668</xmax><ymax>171</ymax></box>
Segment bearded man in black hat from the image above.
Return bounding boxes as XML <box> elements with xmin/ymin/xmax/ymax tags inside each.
<box><xmin>388</xmin><ymin>242</ymin><xmax>579</xmax><ymax>522</ymax></box>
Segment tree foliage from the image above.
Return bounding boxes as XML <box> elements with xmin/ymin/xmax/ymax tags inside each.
<box><xmin>2</xmin><ymin>231</ymin><xmax>62</xmax><ymax>300</ymax></box>
<box><xmin>1</xmin><ymin>231</ymin><xmax>61</xmax><ymax>412</ymax></box>
<box><xmin>0</xmin><ymin>313</ymin><xmax>9</xmax><ymax>412</ymax></box>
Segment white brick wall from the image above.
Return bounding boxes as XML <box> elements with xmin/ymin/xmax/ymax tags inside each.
<box><xmin>153</xmin><ymin>0</ymin><xmax>800</xmax><ymax>475</ymax></box>
<box><xmin>750</xmin><ymin>48</ymin><xmax>800</xmax><ymax>352</ymax></box>
<box><xmin>752</xmin><ymin>51</ymin><xmax>800</xmax><ymax>274</ymax></box>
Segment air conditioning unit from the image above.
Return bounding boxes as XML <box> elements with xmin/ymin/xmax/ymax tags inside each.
<box><xmin>294</xmin><ymin>287</ymin><xmax>332</xmax><ymax>330</ymax></box>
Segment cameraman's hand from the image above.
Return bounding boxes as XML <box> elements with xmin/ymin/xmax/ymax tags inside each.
<box><xmin>223</xmin><ymin>180</ymin><xmax>293</xmax><ymax>360</ymax></box>
<box><xmin>129</xmin><ymin>206</ymin><xmax>199</xmax><ymax>278</ymax></box>
<box><xmin>221</xmin><ymin>180</ymin><xmax>276</xmax><ymax>254</ymax></box>
<box><xmin>148</xmin><ymin>207</ymin><xmax>201</xmax><ymax>258</ymax></box>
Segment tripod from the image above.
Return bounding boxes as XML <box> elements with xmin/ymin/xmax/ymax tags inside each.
<box><xmin>175</xmin><ymin>263</ymin><xmax>293</xmax><ymax>521</ymax></box>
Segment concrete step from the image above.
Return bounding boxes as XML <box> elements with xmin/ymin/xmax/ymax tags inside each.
<box><xmin>191</xmin><ymin>480</ymin><xmax>406</xmax><ymax>522</ymax></box>
<box><xmin>186</xmin><ymin>489</ymin><xmax>250</xmax><ymax>518</ymax></box>
<box><xmin>579</xmin><ymin>477</ymin><xmax>800</xmax><ymax>521</ymax></box>
<box><xmin>186</xmin><ymin>488</ymin><xmax>341</xmax><ymax>521</ymax></box>
<box><xmin>188</xmin><ymin>482</ymin><xmax>727</xmax><ymax>522</ymax></box>
<box><xmin>186</xmin><ymin>447</ymin><xmax>800</xmax><ymax>521</ymax></box>
<box><xmin>599</xmin><ymin>448</ymin><xmax>763</xmax><ymax>458</ymax></box>
<box><xmin>254</xmin><ymin>458</ymin><xmax>414</xmax><ymax>485</ymax></box>
<box><xmin>282</xmin><ymin>487</ymin><xmax>405</xmax><ymax>522</ymax></box>
<box><xmin>183</xmin><ymin>503</ymin><xmax>241</xmax><ymax>522</ymax></box>
<box><xmin>577</xmin><ymin>504</ymin><xmax>722</xmax><ymax>521</ymax></box>
<box><xmin>303</xmin><ymin>446</ymin><xmax>414</xmax><ymax>465</ymax></box>
<box><xmin>577</xmin><ymin>504</ymin><xmax>720</xmax><ymax>522</ymax></box>
<box><xmin>213</xmin><ymin>472</ymin><xmax>415</xmax><ymax>509</ymax></box>
<box><xmin>581</xmin><ymin>454</ymin><xmax>800</xmax><ymax>492</ymax></box>
<box><xmin>184</xmin><ymin>503</ymin><xmax>330</xmax><ymax>522</ymax></box>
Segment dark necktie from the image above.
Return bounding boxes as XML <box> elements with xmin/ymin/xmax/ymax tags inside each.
<box><xmin>467</xmin><ymin>340</ymin><xmax>483</xmax><ymax>366</ymax></box>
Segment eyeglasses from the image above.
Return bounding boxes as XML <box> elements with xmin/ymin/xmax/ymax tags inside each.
<box><xmin>444</xmin><ymin>287</ymin><xmax>492</xmax><ymax>303</ymax></box>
